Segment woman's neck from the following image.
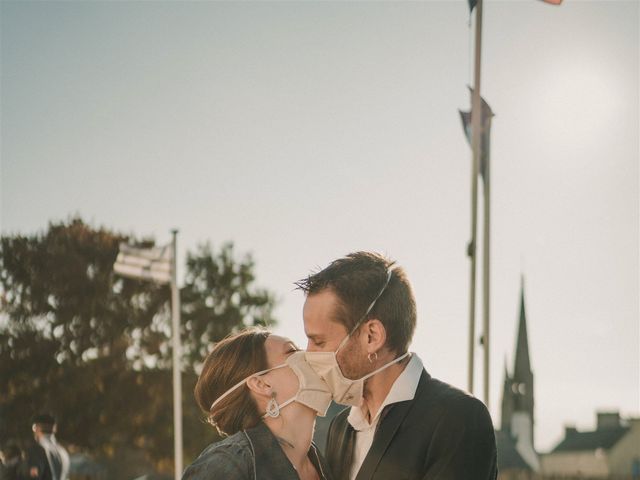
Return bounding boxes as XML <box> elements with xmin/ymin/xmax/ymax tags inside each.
<box><xmin>265</xmin><ymin>404</ymin><xmax>316</xmax><ymax>472</ymax></box>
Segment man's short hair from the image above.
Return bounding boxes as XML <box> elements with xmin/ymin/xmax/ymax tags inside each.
<box><xmin>296</xmin><ymin>251</ymin><xmax>417</xmax><ymax>354</ymax></box>
<box><xmin>32</xmin><ymin>413</ymin><xmax>56</xmax><ymax>434</ymax></box>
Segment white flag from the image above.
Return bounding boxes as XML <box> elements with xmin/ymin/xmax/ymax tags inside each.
<box><xmin>113</xmin><ymin>243</ymin><xmax>172</xmax><ymax>284</ymax></box>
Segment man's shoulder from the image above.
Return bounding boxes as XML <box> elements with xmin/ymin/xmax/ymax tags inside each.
<box><xmin>328</xmin><ymin>371</ymin><xmax>492</xmax><ymax>434</ymax></box>
<box><xmin>26</xmin><ymin>440</ymin><xmax>44</xmax><ymax>451</ymax></box>
<box><xmin>422</xmin><ymin>372</ymin><xmax>481</xmax><ymax>406</ymax></box>
<box><xmin>25</xmin><ymin>441</ymin><xmax>47</xmax><ymax>459</ymax></box>
<box><xmin>329</xmin><ymin>371</ymin><xmax>486</xmax><ymax>418</ymax></box>
<box><xmin>418</xmin><ymin>371</ymin><xmax>493</xmax><ymax>426</ymax></box>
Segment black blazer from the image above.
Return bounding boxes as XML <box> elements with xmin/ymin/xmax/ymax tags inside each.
<box><xmin>24</xmin><ymin>443</ymin><xmax>52</xmax><ymax>480</ymax></box>
<box><xmin>325</xmin><ymin>370</ymin><xmax>498</xmax><ymax>480</ymax></box>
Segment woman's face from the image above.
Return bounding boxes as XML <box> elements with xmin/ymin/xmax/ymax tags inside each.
<box><xmin>263</xmin><ymin>335</ymin><xmax>301</xmax><ymax>403</ymax></box>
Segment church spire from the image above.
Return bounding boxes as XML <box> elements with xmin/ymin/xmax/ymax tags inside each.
<box><xmin>500</xmin><ymin>275</ymin><xmax>536</xmax><ymax>452</ymax></box>
<box><xmin>513</xmin><ymin>276</ymin><xmax>532</xmax><ymax>381</ymax></box>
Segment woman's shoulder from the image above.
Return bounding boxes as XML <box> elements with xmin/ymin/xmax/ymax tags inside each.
<box><xmin>181</xmin><ymin>431</ymin><xmax>253</xmax><ymax>480</ymax></box>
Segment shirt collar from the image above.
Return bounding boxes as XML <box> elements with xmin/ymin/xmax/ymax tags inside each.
<box><xmin>347</xmin><ymin>353</ymin><xmax>423</xmax><ymax>431</ymax></box>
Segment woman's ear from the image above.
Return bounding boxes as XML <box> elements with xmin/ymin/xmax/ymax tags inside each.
<box><xmin>246</xmin><ymin>375</ymin><xmax>273</xmax><ymax>399</ymax></box>
<box><xmin>364</xmin><ymin>319</ymin><xmax>387</xmax><ymax>353</ymax></box>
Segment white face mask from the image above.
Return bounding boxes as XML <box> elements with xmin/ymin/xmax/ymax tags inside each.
<box><xmin>210</xmin><ymin>350</ymin><xmax>333</xmax><ymax>417</ymax></box>
<box><xmin>305</xmin><ymin>270</ymin><xmax>411</xmax><ymax>406</ymax></box>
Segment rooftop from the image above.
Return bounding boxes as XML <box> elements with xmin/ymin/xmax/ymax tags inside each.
<box><xmin>550</xmin><ymin>426</ymin><xmax>630</xmax><ymax>453</ymax></box>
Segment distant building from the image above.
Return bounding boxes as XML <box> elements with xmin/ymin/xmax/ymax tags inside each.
<box><xmin>498</xmin><ymin>280</ymin><xmax>539</xmax><ymax>479</ymax></box>
<box><xmin>541</xmin><ymin>412</ymin><xmax>640</xmax><ymax>478</ymax></box>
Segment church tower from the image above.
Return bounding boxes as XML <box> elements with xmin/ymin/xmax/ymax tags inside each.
<box><xmin>501</xmin><ymin>278</ymin><xmax>535</xmax><ymax>449</ymax></box>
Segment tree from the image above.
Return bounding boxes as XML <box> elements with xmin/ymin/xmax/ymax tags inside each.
<box><xmin>0</xmin><ymin>218</ymin><xmax>276</xmax><ymax>476</ymax></box>
<box><xmin>180</xmin><ymin>242</ymin><xmax>276</xmax><ymax>368</ymax></box>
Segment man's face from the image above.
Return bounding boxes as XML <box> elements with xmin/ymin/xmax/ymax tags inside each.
<box><xmin>32</xmin><ymin>424</ymin><xmax>54</xmax><ymax>439</ymax></box>
<box><xmin>303</xmin><ymin>289</ymin><xmax>347</xmax><ymax>352</ymax></box>
<box><xmin>303</xmin><ymin>288</ymin><xmax>368</xmax><ymax>379</ymax></box>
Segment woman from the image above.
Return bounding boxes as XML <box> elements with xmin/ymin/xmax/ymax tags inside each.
<box><xmin>182</xmin><ymin>327</ymin><xmax>333</xmax><ymax>480</ymax></box>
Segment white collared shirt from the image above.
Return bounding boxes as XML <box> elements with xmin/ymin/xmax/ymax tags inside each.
<box><xmin>347</xmin><ymin>353</ymin><xmax>424</xmax><ymax>480</ymax></box>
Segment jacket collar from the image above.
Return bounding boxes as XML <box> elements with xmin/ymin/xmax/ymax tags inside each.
<box><xmin>348</xmin><ymin>353</ymin><xmax>424</xmax><ymax>432</ymax></box>
<box><xmin>244</xmin><ymin>421</ymin><xmax>329</xmax><ymax>480</ymax></box>
<box><xmin>354</xmin><ymin>369</ymin><xmax>430</xmax><ymax>480</ymax></box>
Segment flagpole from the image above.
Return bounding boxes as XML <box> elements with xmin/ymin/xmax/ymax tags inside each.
<box><xmin>468</xmin><ymin>0</ymin><xmax>483</xmax><ymax>395</ymax></box>
<box><xmin>482</xmin><ymin>121</ymin><xmax>491</xmax><ymax>408</ymax></box>
<box><xmin>171</xmin><ymin>229</ymin><xmax>183</xmax><ymax>480</ymax></box>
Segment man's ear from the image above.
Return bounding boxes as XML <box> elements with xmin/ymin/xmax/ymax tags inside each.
<box><xmin>364</xmin><ymin>319</ymin><xmax>386</xmax><ymax>353</ymax></box>
<box><xmin>246</xmin><ymin>375</ymin><xmax>273</xmax><ymax>398</ymax></box>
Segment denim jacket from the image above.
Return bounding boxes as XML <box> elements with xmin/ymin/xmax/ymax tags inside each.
<box><xmin>182</xmin><ymin>421</ymin><xmax>332</xmax><ymax>480</ymax></box>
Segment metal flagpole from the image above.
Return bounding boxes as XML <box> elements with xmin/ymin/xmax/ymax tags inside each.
<box><xmin>468</xmin><ymin>0</ymin><xmax>484</xmax><ymax>395</ymax></box>
<box><xmin>482</xmin><ymin>120</ymin><xmax>491</xmax><ymax>408</ymax></box>
<box><xmin>170</xmin><ymin>229</ymin><xmax>183</xmax><ymax>480</ymax></box>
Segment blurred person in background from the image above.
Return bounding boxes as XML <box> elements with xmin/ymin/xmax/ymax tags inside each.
<box><xmin>25</xmin><ymin>414</ymin><xmax>69</xmax><ymax>480</ymax></box>
<box><xmin>182</xmin><ymin>327</ymin><xmax>333</xmax><ymax>480</ymax></box>
<box><xmin>0</xmin><ymin>443</ymin><xmax>26</xmax><ymax>480</ymax></box>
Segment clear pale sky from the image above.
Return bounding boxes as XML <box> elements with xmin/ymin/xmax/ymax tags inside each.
<box><xmin>1</xmin><ymin>0</ymin><xmax>638</xmax><ymax>452</ymax></box>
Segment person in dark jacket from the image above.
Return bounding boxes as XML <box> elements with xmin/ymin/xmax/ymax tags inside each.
<box><xmin>24</xmin><ymin>414</ymin><xmax>69</xmax><ymax>480</ymax></box>
<box><xmin>182</xmin><ymin>327</ymin><xmax>334</xmax><ymax>480</ymax></box>
<box><xmin>297</xmin><ymin>252</ymin><xmax>498</xmax><ymax>480</ymax></box>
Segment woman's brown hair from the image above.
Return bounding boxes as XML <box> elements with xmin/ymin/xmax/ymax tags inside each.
<box><xmin>194</xmin><ymin>327</ymin><xmax>270</xmax><ymax>436</ymax></box>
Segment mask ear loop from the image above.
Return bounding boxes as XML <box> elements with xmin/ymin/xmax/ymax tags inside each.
<box><xmin>337</xmin><ymin>269</ymin><xmax>393</xmax><ymax>353</ymax></box>
<box><xmin>210</xmin><ymin>363</ymin><xmax>288</xmax><ymax>411</ymax></box>
<box><xmin>361</xmin><ymin>351</ymin><xmax>411</xmax><ymax>381</ymax></box>
<box><xmin>262</xmin><ymin>395</ymin><xmax>298</xmax><ymax>419</ymax></box>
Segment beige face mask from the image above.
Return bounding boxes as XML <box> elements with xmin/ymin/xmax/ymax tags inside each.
<box><xmin>305</xmin><ymin>270</ymin><xmax>411</xmax><ymax>406</ymax></box>
<box><xmin>305</xmin><ymin>348</ymin><xmax>410</xmax><ymax>406</ymax></box>
<box><xmin>210</xmin><ymin>351</ymin><xmax>333</xmax><ymax>417</ymax></box>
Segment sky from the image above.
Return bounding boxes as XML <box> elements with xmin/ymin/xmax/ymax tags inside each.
<box><xmin>1</xmin><ymin>0</ymin><xmax>638</xmax><ymax>452</ymax></box>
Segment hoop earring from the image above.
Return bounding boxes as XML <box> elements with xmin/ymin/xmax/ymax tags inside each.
<box><xmin>368</xmin><ymin>352</ymin><xmax>378</xmax><ymax>364</ymax></box>
<box><xmin>265</xmin><ymin>395</ymin><xmax>280</xmax><ymax>418</ymax></box>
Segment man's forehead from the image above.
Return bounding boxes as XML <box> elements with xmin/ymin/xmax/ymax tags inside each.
<box><xmin>304</xmin><ymin>290</ymin><xmax>340</xmax><ymax>319</ymax></box>
<box><xmin>305</xmin><ymin>317</ymin><xmax>346</xmax><ymax>336</ymax></box>
<box><xmin>303</xmin><ymin>291</ymin><xmax>348</xmax><ymax>336</ymax></box>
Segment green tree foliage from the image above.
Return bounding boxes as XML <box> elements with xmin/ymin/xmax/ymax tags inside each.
<box><xmin>0</xmin><ymin>218</ymin><xmax>276</xmax><ymax>475</ymax></box>
<box><xmin>181</xmin><ymin>243</ymin><xmax>276</xmax><ymax>367</ymax></box>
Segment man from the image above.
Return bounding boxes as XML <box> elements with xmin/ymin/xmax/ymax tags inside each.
<box><xmin>297</xmin><ymin>252</ymin><xmax>497</xmax><ymax>480</ymax></box>
<box><xmin>24</xmin><ymin>414</ymin><xmax>69</xmax><ymax>480</ymax></box>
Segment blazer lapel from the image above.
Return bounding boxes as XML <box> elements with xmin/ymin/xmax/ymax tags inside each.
<box><xmin>354</xmin><ymin>400</ymin><xmax>414</xmax><ymax>480</ymax></box>
<box><xmin>333</xmin><ymin>419</ymin><xmax>356</xmax><ymax>480</ymax></box>
<box><xmin>354</xmin><ymin>370</ymin><xmax>429</xmax><ymax>480</ymax></box>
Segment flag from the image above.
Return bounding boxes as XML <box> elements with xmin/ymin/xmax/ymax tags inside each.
<box><xmin>459</xmin><ymin>87</ymin><xmax>494</xmax><ymax>183</ymax></box>
<box><xmin>467</xmin><ymin>0</ymin><xmax>561</xmax><ymax>14</ymax></box>
<box><xmin>467</xmin><ymin>0</ymin><xmax>477</xmax><ymax>13</ymax></box>
<box><xmin>113</xmin><ymin>243</ymin><xmax>172</xmax><ymax>284</ymax></box>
